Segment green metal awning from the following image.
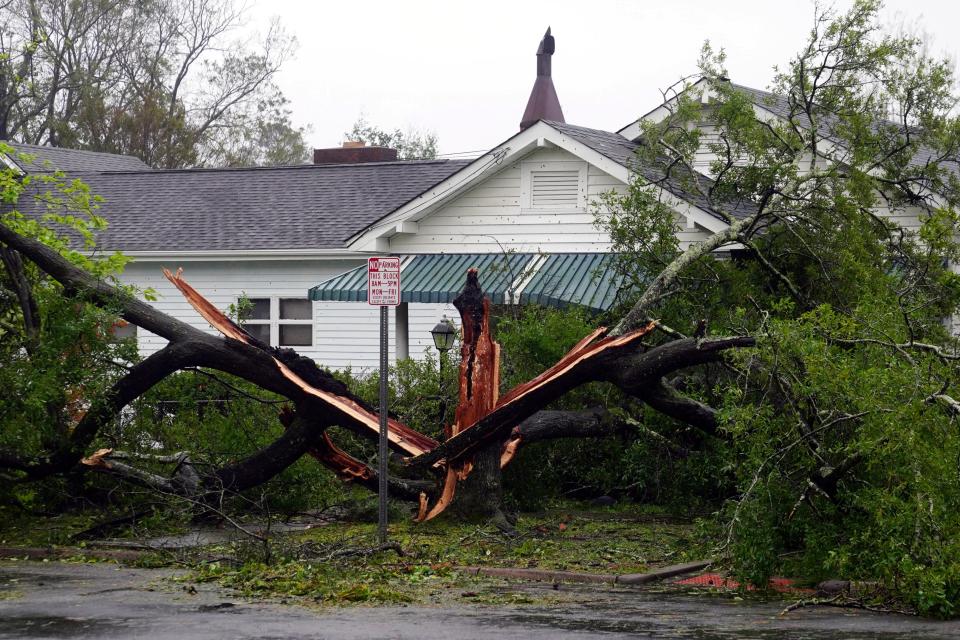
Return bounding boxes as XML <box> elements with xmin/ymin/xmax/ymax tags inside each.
<box><xmin>308</xmin><ymin>253</ymin><xmax>625</xmax><ymax>311</ymax></box>
<box><xmin>519</xmin><ymin>253</ymin><xmax>623</xmax><ymax>311</ymax></box>
<box><xmin>308</xmin><ymin>254</ymin><xmax>535</xmax><ymax>305</ymax></box>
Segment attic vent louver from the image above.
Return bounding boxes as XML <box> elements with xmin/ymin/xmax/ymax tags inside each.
<box><xmin>530</xmin><ymin>169</ymin><xmax>580</xmax><ymax>208</ymax></box>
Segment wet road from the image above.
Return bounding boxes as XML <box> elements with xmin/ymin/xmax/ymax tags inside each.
<box><xmin>2</xmin><ymin>560</ymin><xmax>959</xmax><ymax>639</ymax></box>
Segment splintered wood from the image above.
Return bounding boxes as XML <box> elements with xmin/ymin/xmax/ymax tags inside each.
<box><xmin>309</xmin><ymin>433</ymin><xmax>373</xmax><ymax>481</ymax></box>
<box><xmin>417</xmin><ymin>268</ymin><xmax>500</xmax><ymax>521</ymax></box>
<box><xmin>162</xmin><ymin>268</ymin><xmax>437</xmax><ymax>460</ymax></box>
<box><xmin>404</xmin><ymin>318</ymin><xmax>656</xmax><ymax>473</ymax></box>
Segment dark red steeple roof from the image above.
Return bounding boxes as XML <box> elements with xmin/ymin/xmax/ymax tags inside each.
<box><xmin>520</xmin><ymin>27</ymin><xmax>565</xmax><ymax>130</ymax></box>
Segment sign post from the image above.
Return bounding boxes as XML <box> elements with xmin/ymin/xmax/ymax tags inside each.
<box><xmin>367</xmin><ymin>257</ymin><xmax>401</xmax><ymax>544</ymax></box>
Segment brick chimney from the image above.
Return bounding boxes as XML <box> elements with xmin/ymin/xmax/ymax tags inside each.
<box><xmin>520</xmin><ymin>27</ymin><xmax>565</xmax><ymax>130</ymax></box>
<box><xmin>313</xmin><ymin>141</ymin><xmax>398</xmax><ymax>164</ymax></box>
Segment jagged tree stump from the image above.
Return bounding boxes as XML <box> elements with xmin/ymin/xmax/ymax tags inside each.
<box><xmin>448</xmin><ymin>269</ymin><xmax>503</xmax><ymax>520</ymax></box>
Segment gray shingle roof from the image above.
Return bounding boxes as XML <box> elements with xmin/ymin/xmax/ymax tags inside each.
<box><xmin>3</xmin><ymin>142</ymin><xmax>150</xmax><ymax>173</ymax></box>
<box><xmin>23</xmin><ymin>160</ymin><xmax>470</xmax><ymax>252</ymax></box>
<box><xmin>727</xmin><ymin>83</ymin><xmax>960</xmax><ymax>179</ymax></box>
<box><xmin>545</xmin><ymin>120</ymin><xmax>756</xmax><ymax>221</ymax></box>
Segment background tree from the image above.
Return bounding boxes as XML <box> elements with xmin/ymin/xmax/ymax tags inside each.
<box><xmin>0</xmin><ymin>0</ymin><xmax>308</xmax><ymax>168</ymax></box>
<box><xmin>600</xmin><ymin>0</ymin><xmax>960</xmax><ymax>615</ymax></box>
<box><xmin>0</xmin><ymin>142</ymin><xmax>138</xmax><ymax>496</ymax></box>
<box><xmin>345</xmin><ymin>116</ymin><xmax>438</xmax><ymax>160</ymax></box>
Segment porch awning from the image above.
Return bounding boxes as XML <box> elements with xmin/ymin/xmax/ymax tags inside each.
<box><xmin>308</xmin><ymin>253</ymin><xmax>625</xmax><ymax>311</ymax></box>
<box><xmin>518</xmin><ymin>253</ymin><xmax>622</xmax><ymax>311</ymax></box>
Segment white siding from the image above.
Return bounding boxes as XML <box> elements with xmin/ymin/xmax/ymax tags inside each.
<box><xmin>313</xmin><ymin>301</ymin><xmax>396</xmax><ymax>372</ymax></box>
<box><xmin>122</xmin><ymin>259</ymin><xmax>352</xmax><ymax>368</ymax></box>
<box><xmin>409</xmin><ymin>302</ymin><xmax>460</xmax><ymax>360</ymax></box>
<box><xmin>119</xmin><ymin>258</ymin><xmax>463</xmax><ymax>373</ymax></box>
<box><xmin>693</xmin><ymin>124</ymin><xmax>724</xmax><ymax>175</ymax></box>
<box><xmin>389</xmin><ymin>147</ymin><xmax>711</xmax><ymax>254</ymax></box>
<box><xmin>876</xmin><ymin>203</ymin><xmax>925</xmax><ymax>233</ymax></box>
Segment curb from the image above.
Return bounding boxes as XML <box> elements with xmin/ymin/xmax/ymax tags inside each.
<box><xmin>617</xmin><ymin>561</ymin><xmax>712</xmax><ymax>585</ymax></box>
<box><xmin>0</xmin><ymin>545</ymin><xmax>148</xmax><ymax>563</ymax></box>
<box><xmin>463</xmin><ymin>566</ymin><xmax>615</xmax><ymax>584</ymax></box>
<box><xmin>458</xmin><ymin>560</ymin><xmax>710</xmax><ymax>586</ymax></box>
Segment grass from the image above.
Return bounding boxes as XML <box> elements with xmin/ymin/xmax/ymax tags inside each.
<box><xmin>0</xmin><ymin>502</ymin><xmax>698</xmax><ymax>607</ymax></box>
<box><xmin>186</xmin><ymin>506</ymin><xmax>695</xmax><ymax>607</ymax></box>
<box><xmin>0</xmin><ymin>505</ymin><xmax>188</xmax><ymax>549</ymax></box>
<box><xmin>0</xmin><ymin>509</ymin><xmax>101</xmax><ymax>548</ymax></box>
<box><xmin>306</xmin><ymin>510</ymin><xmax>692</xmax><ymax>573</ymax></box>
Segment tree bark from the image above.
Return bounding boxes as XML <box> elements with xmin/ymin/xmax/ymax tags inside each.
<box><xmin>513</xmin><ymin>407</ymin><xmax>621</xmax><ymax>443</ymax></box>
<box><xmin>0</xmin><ymin>244</ymin><xmax>40</xmax><ymax>345</ymax></box>
<box><xmin>452</xmin><ymin>443</ymin><xmax>503</xmax><ymax>520</ymax></box>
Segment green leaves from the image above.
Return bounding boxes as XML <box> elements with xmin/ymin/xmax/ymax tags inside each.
<box><xmin>597</xmin><ymin>0</ymin><xmax>960</xmax><ymax>613</ymax></box>
<box><xmin>345</xmin><ymin>116</ymin><xmax>438</xmax><ymax>160</ymax></box>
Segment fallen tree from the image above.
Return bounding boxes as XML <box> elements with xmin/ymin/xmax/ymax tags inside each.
<box><xmin>0</xmin><ymin>218</ymin><xmax>753</xmax><ymax>518</ymax></box>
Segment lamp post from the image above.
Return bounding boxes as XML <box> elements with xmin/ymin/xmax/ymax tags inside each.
<box><xmin>430</xmin><ymin>316</ymin><xmax>456</xmax><ymax>427</ymax></box>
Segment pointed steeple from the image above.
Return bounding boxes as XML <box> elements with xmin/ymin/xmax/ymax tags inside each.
<box><xmin>520</xmin><ymin>27</ymin><xmax>565</xmax><ymax>130</ymax></box>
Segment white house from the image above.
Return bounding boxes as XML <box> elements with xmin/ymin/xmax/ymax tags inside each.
<box><xmin>4</xmin><ymin>29</ymin><xmax>954</xmax><ymax>370</ymax></box>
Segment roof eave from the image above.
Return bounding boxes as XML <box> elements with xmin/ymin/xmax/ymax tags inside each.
<box><xmin>617</xmin><ymin>78</ymin><xmax>711</xmax><ymax>139</ymax></box>
<box><xmin>119</xmin><ymin>248</ymin><xmax>363</xmax><ymax>262</ymax></box>
<box><xmin>346</xmin><ymin>120</ymin><xmax>736</xmax><ymax>251</ymax></box>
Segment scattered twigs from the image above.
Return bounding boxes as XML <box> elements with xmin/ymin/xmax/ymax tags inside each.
<box><xmin>297</xmin><ymin>541</ymin><xmax>406</xmax><ymax>561</ymax></box>
<box><xmin>780</xmin><ymin>594</ymin><xmax>917</xmax><ymax>617</ymax></box>
<box><xmin>70</xmin><ymin>506</ymin><xmax>159</xmax><ymax>541</ymax></box>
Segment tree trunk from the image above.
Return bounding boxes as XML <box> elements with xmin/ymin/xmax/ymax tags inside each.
<box><xmin>418</xmin><ymin>268</ymin><xmax>504</xmax><ymax>521</ymax></box>
<box><xmin>452</xmin><ymin>443</ymin><xmax>503</xmax><ymax>520</ymax></box>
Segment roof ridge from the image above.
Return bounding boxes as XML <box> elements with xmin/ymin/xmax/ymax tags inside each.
<box><xmin>67</xmin><ymin>158</ymin><xmax>471</xmax><ymax>177</ymax></box>
<box><xmin>2</xmin><ymin>140</ymin><xmax>144</xmax><ymax>160</ymax></box>
<box><xmin>543</xmin><ymin>120</ymin><xmax>627</xmax><ymax>138</ymax></box>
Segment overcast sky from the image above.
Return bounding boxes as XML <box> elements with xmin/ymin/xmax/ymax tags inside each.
<box><xmin>245</xmin><ymin>0</ymin><xmax>960</xmax><ymax>156</ymax></box>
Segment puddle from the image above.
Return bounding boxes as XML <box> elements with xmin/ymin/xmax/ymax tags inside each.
<box><xmin>490</xmin><ymin>611</ymin><xmax>922</xmax><ymax>639</ymax></box>
<box><xmin>95</xmin><ymin>518</ymin><xmax>330</xmax><ymax>551</ymax></box>
<box><xmin>0</xmin><ymin>615</ymin><xmax>132</xmax><ymax>638</ymax></box>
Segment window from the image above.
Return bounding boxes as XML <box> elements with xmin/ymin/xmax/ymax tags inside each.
<box><xmin>240</xmin><ymin>297</ymin><xmax>313</xmax><ymax>347</ymax></box>
<box><xmin>521</xmin><ymin>160</ymin><xmax>587</xmax><ymax>210</ymax></box>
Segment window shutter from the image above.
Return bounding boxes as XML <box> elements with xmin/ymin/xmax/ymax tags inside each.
<box><xmin>530</xmin><ymin>170</ymin><xmax>580</xmax><ymax>208</ymax></box>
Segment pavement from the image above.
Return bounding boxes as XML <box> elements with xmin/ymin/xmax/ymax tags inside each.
<box><xmin>3</xmin><ymin>559</ymin><xmax>960</xmax><ymax>639</ymax></box>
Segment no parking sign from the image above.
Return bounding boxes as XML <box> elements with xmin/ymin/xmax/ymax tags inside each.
<box><xmin>367</xmin><ymin>257</ymin><xmax>401</xmax><ymax>306</ymax></box>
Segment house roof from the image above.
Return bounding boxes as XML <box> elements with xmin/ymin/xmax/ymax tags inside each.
<box><xmin>29</xmin><ymin>160</ymin><xmax>471</xmax><ymax>252</ymax></box>
<box><xmin>727</xmin><ymin>82</ymin><xmax>960</xmax><ymax>180</ymax></box>
<box><xmin>347</xmin><ymin>119</ymin><xmax>748</xmax><ymax>251</ymax></box>
<box><xmin>2</xmin><ymin>141</ymin><xmax>150</xmax><ymax>173</ymax></box>
<box><xmin>621</xmin><ymin>80</ymin><xmax>960</xmax><ymax>181</ymax></box>
<box><xmin>546</xmin><ymin>120</ymin><xmax>756</xmax><ymax>221</ymax></box>
<box><xmin>62</xmin><ymin>160</ymin><xmax>474</xmax><ymax>252</ymax></box>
